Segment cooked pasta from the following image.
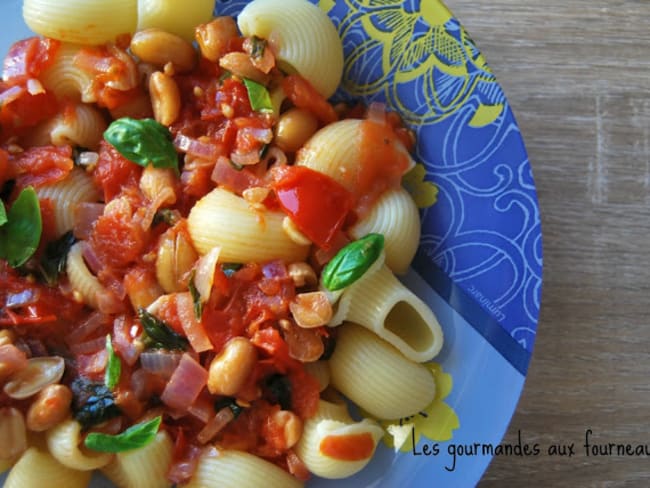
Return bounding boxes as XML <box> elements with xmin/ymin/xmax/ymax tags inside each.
<box><xmin>185</xmin><ymin>448</ymin><xmax>303</xmax><ymax>488</ymax></box>
<box><xmin>329</xmin><ymin>253</ymin><xmax>444</xmax><ymax>363</ymax></box>
<box><xmin>187</xmin><ymin>187</ymin><xmax>311</xmax><ymax>263</ymax></box>
<box><xmin>137</xmin><ymin>0</ymin><xmax>215</xmax><ymax>41</ymax></box>
<box><xmin>65</xmin><ymin>241</ymin><xmax>107</xmax><ymax>310</ymax></box>
<box><xmin>23</xmin><ymin>0</ymin><xmax>137</xmax><ymax>45</ymax></box>
<box><xmin>329</xmin><ymin>323</ymin><xmax>436</xmax><ymax>419</ymax></box>
<box><xmin>350</xmin><ymin>187</ymin><xmax>421</xmax><ymax>275</ymax></box>
<box><xmin>39</xmin><ymin>43</ymin><xmax>94</xmax><ymax>102</ymax></box>
<box><xmin>237</xmin><ymin>0</ymin><xmax>344</xmax><ymax>98</ymax></box>
<box><xmin>0</xmin><ymin>0</ymin><xmax>447</xmax><ymax>486</ymax></box>
<box><xmin>46</xmin><ymin>418</ymin><xmax>113</xmax><ymax>470</ymax></box>
<box><xmin>101</xmin><ymin>431</ymin><xmax>173</xmax><ymax>488</ymax></box>
<box><xmin>294</xmin><ymin>398</ymin><xmax>384</xmax><ymax>479</ymax></box>
<box><xmin>4</xmin><ymin>447</ymin><xmax>91</xmax><ymax>488</ymax></box>
<box><xmin>35</xmin><ymin>168</ymin><xmax>101</xmax><ymax>238</ymax></box>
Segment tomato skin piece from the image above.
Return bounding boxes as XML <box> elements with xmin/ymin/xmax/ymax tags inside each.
<box><xmin>2</xmin><ymin>37</ymin><xmax>60</xmax><ymax>83</ymax></box>
<box><xmin>281</xmin><ymin>75</ymin><xmax>337</xmax><ymax>125</ymax></box>
<box><xmin>319</xmin><ymin>432</ymin><xmax>376</xmax><ymax>461</ymax></box>
<box><xmin>93</xmin><ymin>140</ymin><xmax>142</xmax><ymax>201</ymax></box>
<box><xmin>272</xmin><ymin>166</ymin><xmax>353</xmax><ymax>250</ymax></box>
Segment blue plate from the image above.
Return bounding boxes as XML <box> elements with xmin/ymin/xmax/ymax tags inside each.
<box><xmin>0</xmin><ymin>1</ymin><xmax>542</xmax><ymax>486</ymax></box>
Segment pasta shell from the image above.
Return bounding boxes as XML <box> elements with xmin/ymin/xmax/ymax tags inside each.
<box><xmin>350</xmin><ymin>188</ymin><xmax>421</xmax><ymax>274</ymax></box>
<box><xmin>23</xmin><ymin>0</ymin><xmax>137</xmax><ymax>45</ymax></box>
<box><xmin>4</xmin><ymin>448</ymin><xmax>91</xmax><ymax>488</ymax></box>
<box><xmin>294</xmin><ymin>398</ymin><xmax>384</xmax><ymax>479</ymax></box>
<box><xmin>185</xmin><ymin>448</ymin><xmax>303</xmax><ymax>488</ymax></box>
<box><xmin>36</xmin><ymin>168</ymin><xmax>101</xmax><ymax>238</ymax></box>
<box><xmin>328</xmin><ymin>253</ymin><xmax>444</xmax><ymax>363</ymax></box>
<box><xmin>187</xmin><ymin>187</ymin><xmax>310</xmax><ymax>264</ymax></box>
<box><xmin>329</xmin><ymin>323</ymin><xmax>436</xmax><ymax>420</ymax></box>
<box><xmin>46</xmin><ymin>419</ymin><xmax>112</xmax><ymax>470</ymax></box>
<box><xmin>238</xmin><ymin>0</ymin><xmax>343</xmax><ymax>98</ymax></box>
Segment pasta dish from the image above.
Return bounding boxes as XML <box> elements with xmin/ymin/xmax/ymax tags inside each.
<box><xmin>0</xmin><ymin>0</ymin><xmax>444</xmax><ymax>486</ymax></box>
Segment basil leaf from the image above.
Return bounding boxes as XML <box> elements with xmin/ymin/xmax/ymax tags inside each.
<box><xmin>322</xmin><ymin>233</ymin><xmax>384</xmax><ymax>291</ymax></box>
<box><xmin>38</xmin><ymin>231</ymin><xmax>76</xmax><ymax>285</ymax></box>
<box><xmin>104</xmin><ymin>117</ymin><xmax>179</xmax><ymax>174</ymax></box>
<box><xmin>214</xmin><ymin>397</ymin><xmax>243</xmax><ymax>419</ymax></box>
<box><xmin>104</xmin><ymin>335</ymin><xmax>121</xmax><ymax>390</ymax></box>
<box><xmin>222</xmin><ymin>263</ymin><xmax>242</xmax><ymax>278</ymax></box>
<box><xmin>71</xmin><ymin>378</ymin><xmax>121</xmax><ymax>430</ymax></box>
<box><xmin>138</xmin><ymin>308</ymin><xmax>188</xmax><ymax>351</ymax></box>
<box><xmin>249</xmin><ymin>36</ymin><xmax>267</xmax><ymax>60</ymax></box>
<box><xmin>0</xmin><ymin>201</ymin><xmax>7</xmax><ymax>226</ymax></box>
<box><xmin>84</xmin><ymin>416</ymin><xmax>162</xmax><ymax>453</ymax></box>
<box><xmin>188</xmin><ymin>271</ymin><xmax>202</xmax><ymax>320</ymax></box>
<box><xmin>243</xmin><ymin>78</ymin><xmax>273</xmax><ymax>113</ymax></box>
<box><xmin>0</xmin><ymin>187</ymin><xmax>42</xmax><ymax>268</ymax></box>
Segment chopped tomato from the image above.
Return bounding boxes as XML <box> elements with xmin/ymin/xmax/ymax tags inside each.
<box><xmin>319</xmin><ymin>432</ymin><xmax>376</xmax><ymax>461</ymax></box>
<box><xmin>272</xmin><ymin>166</ymin><xmax>353</xmax><ymax>249</ymax></box>
<box><xmin>8</xmin><ymin>145</ymin><xmax>73</xmax><ymax>188</ymax></box>
<box><xmin>73</xmin><ymin>46</ymin><xmax>139</xmax><ymax>109</ymax></box>
<box><xmin>2</xmin><ymin>37</ymin><xmax>60</xmax><ymax>83</ymax></box>
<box><xmin>89</xmin><ymin>199</ymin><xmax>149</xmax><ymax>269</ymax></box>
<box><xmin>356</xmin><ymin>118</ymin><xmax>411</xmax><ymax>213</ymax></box>
<box><xmin>93</xmin><ymin>140</ymin><xmax>142</xmax><ymax>201</ymax></box>
<box><xmin>0</xmin><ymin>87</ymin><xmax>58</xmax><ymax>134</ymax></box>
<box><xmin>281</xmin><ymin>74</ymin><xmax>337</xmax><ymax>124</ymax></box>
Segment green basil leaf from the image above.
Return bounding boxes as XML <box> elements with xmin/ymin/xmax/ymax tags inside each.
<box><xmin>71</xmin><ymin>378</ymin><xmax>121</xmax><ymax>430</ymax></box>
<box><xmin>104</xmin><ymin>117</ymin><xmax>179</xmax><ymax>174</ymax></box>
<box><xmin>84</xmin><ymin>416</ymin><xmax>162</xmax><ymax>453</ymax></box>
<box><xmin>322</xmin><ymin>233</ymin><xmax>384</xmax><ymax>291</ymax></box>
<box><xmin>0</xmin><ymin>187</ymin><xmax>42</xmax><ymax>268</ymax></box>
<box><xmin>249</xmin><ymin>36</ymin><xmax>267</xmax><ymax>60</ymax></box>
<box><xmin>138</xmin><ymin>308</ymin><xmax>188</xmax><ymax>351</ymax></box>
<box><xmin>38</xmin><ymin>231</ymin><xmax>76</xmax><ymax>285</ymax></box>
<box><xmin>104</xmin><ymin>335</ymin><xmax>121</xmax><ymax>390</ymax></box>
<box><xmin>243</xmin><ymin>78</ymin><xmax>273</xmax><ymax>113</ymax></box>
<box><xmin>188</xmin><ymin>271</ymin><xmax>202</xmax><ymax>320</ymax></box>
<box><xmin>0</xmin><ymin>201</ymin><xmax>7</xmax><ymax>226</ymax></box>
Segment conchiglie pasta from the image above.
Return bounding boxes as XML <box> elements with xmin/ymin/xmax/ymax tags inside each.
<box><xmin>45</xmin><ymin>419</ymin><xmax>112</xmax><ymax>470</ymax></box>
<box><xmin>27</xmin><ymin>104</ymin><xmax>107</xmax><ymax>151</ymax></box>
<box><xmin>36</xmin><ymin>168</ymin><xmax>101</xmax><ymax>238</ymax></box>
<box><xmin>296</xmin><ymin>119</ymin><xmax>415</xmax><ymax>193</ymax></box>
<box><xmin>328</xmin><ymin>253</ymin><xmax>444</xmax><ymax>363</ymax></box>
<box><xmin>4</xmin><ymin>447</ymin><xmax>91</xmax><ymax>488</ymax></box>
<box><xmin>294</xmin><ymin>399</ymin><xmax>384</xmax><ymax>479</ymax></box>
<box><xmin>39</xmin><ymin>43</ymin><xmax>94</xmax><ymax>102</ymax></box>
<box><xmin>350</xmin><ymin>188</ymin><xmax>421</xmax><ymax>274</ymax></box>
<box><xmin>237</xmin><ymin>0</ymin><xmax>343</xmax><ymax>98</ymax></box>
<box><xmin>137</xmin><ymin>0</ymin><xmax>214</xmax><ymax>41</ymax></box>
<box><xmin>187</xmin><ymin>187</ymin><xmax>310</xmax><ymax>263</ymax></box>
<box><xmin>101</xmin><ymin>430</ymin><xmax>173</xmax><ymax>488</ymax></box>
<box><xmin>23</xmin><ymin>0</ymin><xmax>137</xmax><ymax>45</ymax></box>
<box><xmin>66</xmin><ymin>241</ymin><xmax>107</xmax><ymax>310</ymax></box>
<box><xmin>303</xmin><ymin>360</ymin><xmax>330</xmax><ymax>392</ymax></box>
<box><xmin>329</xmin><ymin>323</ymin><xmax>436</xmax><ymax>420</ymax></box>
<box><xmin>184</xmin><ymin>448</ymin><xmax>303</xmax><ymax>488</ymax></box>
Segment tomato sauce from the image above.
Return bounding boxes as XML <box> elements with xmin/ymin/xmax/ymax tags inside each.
<box><xmin>319</xmin><ymin>432</ymin><xmax>376</xmax><ymax>461</ymax></box>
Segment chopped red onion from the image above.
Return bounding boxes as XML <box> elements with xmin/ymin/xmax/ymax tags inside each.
<box><xmin>174</xmin><ymin>133</ymin><xmax>221</xmax><ymax>160</ymax></box>
<box><xmin>68</xmin><ymin>336</ymin><xmax>106</xmax><ymax>356</ymax></box>
<box><xmin>73</xmin><ymin>203</ymin><xmax>104</xmax><ymax>240</ymax></box>
<box><xmin>65</xmin><ymin>311</ymin><xmax>109</xmax><ymax>345</ymax></box>
<box><xmin>140</xmin><ymin>351</ymin><xmax>182</xmax><ymax>380</ymax></box>
<box><xmin>160</xmin><ymin>353</ymin><xmax>208</xmax><ymax>411</ymax></box>
<box><xmin>230</xmin><ymin>150</ymin><xmax>260</xmax><ymax>166</ymax></box>
<box><xmin>211</xmin><ymin>156</ymin><xmax>259</xmax><ymax>193</ymax></box>
<box><xmin>196</xmin><ymin>407</ymin><xmax>235</xmax><ymax>444</ymax></box>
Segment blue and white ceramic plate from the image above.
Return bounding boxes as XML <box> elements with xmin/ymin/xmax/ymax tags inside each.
<box><xmin>0</xmin><ymin>1</ymin><xmax>542</xmax><ymax>486</ymax></box>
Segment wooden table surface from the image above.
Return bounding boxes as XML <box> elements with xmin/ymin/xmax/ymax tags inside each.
<box><xmin>443</xmin><ymin>0</ymin><xmax>650</xmax><ymax>486</ymax></box>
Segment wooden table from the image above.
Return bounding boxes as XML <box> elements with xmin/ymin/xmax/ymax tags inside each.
<box><xmin>444</xmin><ymin>0</ymin><xmax>650</xmax><ymax>485</ymax></box>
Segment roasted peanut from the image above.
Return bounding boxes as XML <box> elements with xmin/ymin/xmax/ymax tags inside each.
<box><xmin>207</xmin><ymin>337</ymin><xmax>258</xmax><ymax>396</ymax></box>
<box><xmin>289</xmin><ymin>291</ymin><xmax>333</xmax><ymax>328</ymax></box>
<box><xmin>275</xmin><ymin>108</ymin><xmax>319</xmax><ymax>153</ymax></box>
<box><xmin>219</xmin><ymin>52</ymin><xmax>269</xmax><ymax>85</ymax></box>
<box><xmin>25</xmin><ymin>384</ymin><xmax>73</xmax><ymax>432</ymax></box>
<box><xmin>195</xmin><ymin>17</ymin><xmax>239</xmax><ymax>62</ymax></box>
<box><xmin>130</xmin><ymin>28</ymin><xmax>196</xmax><ymax>73</ymax></box>
<box><xmin>268</xmin><ymin>410</ymin><xmax>303</xmax><ymax>449</ymax></box>
<box><xmin>149</xmin><ymin>71</ymin><xmax>181</xmax><ymax>126</ymax></box>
